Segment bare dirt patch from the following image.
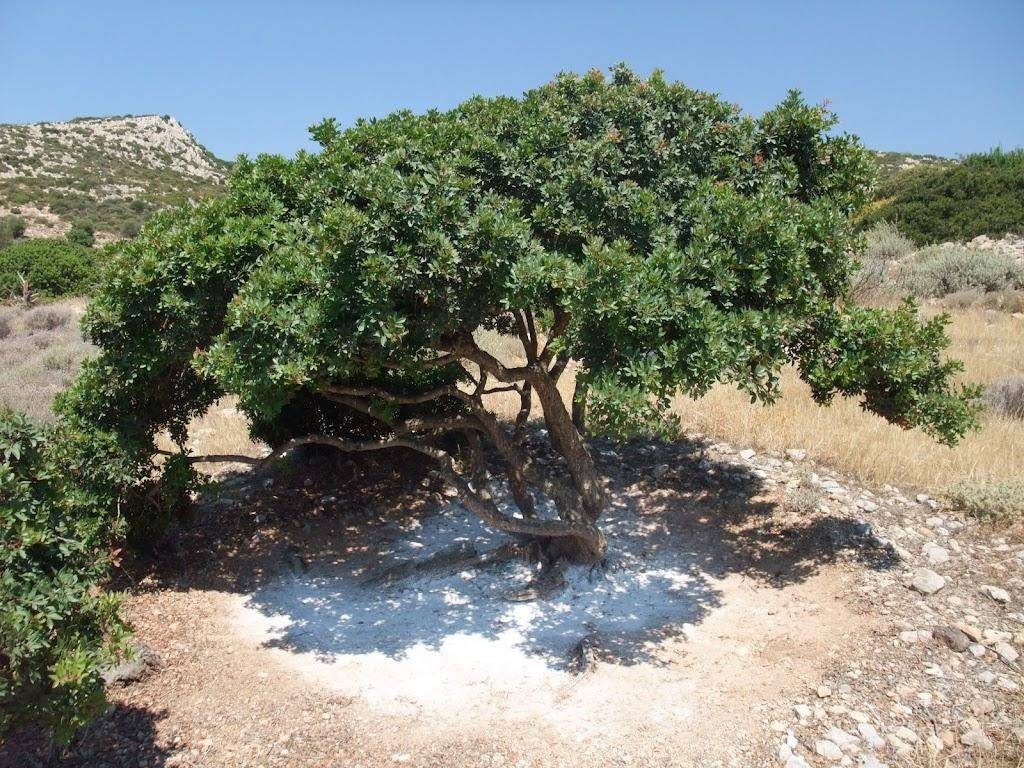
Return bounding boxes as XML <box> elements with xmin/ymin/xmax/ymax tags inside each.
<box><xmin>6</xmin><ymin>435</ymin><xmax>1020</xmax><ymax>768</ymax></box>
<box><xmin>3</xmin><ymin>438</ymin><xmax>885</xmax><ymax>768</ymax></box>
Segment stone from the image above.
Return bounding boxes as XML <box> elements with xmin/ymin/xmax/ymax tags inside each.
<box><xmin>993</xmin><ymin>642</ymin><xmax>1019</xmax><ymax>663</ymax></box>
<box><xmin>817</xmin><ymin>685</ymin><xmax>832</xmax><ymax>698</ymax></box>
<box><xmin>101</xmin><ymin>641</ymin><xmax>160</xmax><ymax>686</ymax></box>
<box><xmin>738</xmin><ymin>448</ymin><xmax>756</xmax><ymax>460</ymax></box>
<box><xmin>956</xmin><ymin>623</ymin><xmax>983</xmax><ymax>642</ymax></box>
<box><xmin>923</xmin><ymin>543</ymin><xmax>949</xmax><ymax>565</ymax></box>
<box><xmin>978</xmin><ymin>670</ymin><xmax>997</xmax><ymax>684</ymax></box>
<box><xmin>893</xmin><ymin>726</ymin><xmax>917</xmax><ymax>744</ymax></box>
<box><xmin>960</xmin><ymin>728</ymin><xmax>993</xmax><ymax>750</ymax></box>
<box><xmin>785</xmin><ymin>756</ymin><xmax>811</xmax><ymax>768</ymax></box>
<box><xmin>925</xmin><ymin>734</ymin><xmax>943</xmax><ymax>753</ymax></box>
<box><xmin>785</xmin><ymin>448</ymin><xmax>807</xmax><ymax>462</ymax></box>
<box><xmin>856</xmin><ymin>723</ymin><xmax>885</xmax><ymax>750</ymax></box>
<box><xmin>794</xmin><ymin>704</ymin><xmax>813</xmax><ymax>719</ymax></box>
<box><xmin>815</xmin><ymin>740</ymin><xmax>843</xmax><ymax>760</ymax></box>
<box><xmin>856</xmin><ymin>498</ymin><xmax>879</xmax><ymax>512</ymax></box>
<box><xmin>934</xmin><ymin>625</ymin><xmax>971</xmax><ymax>652</ymax></box>
<box><xmin>969</xmin><ymin>643</ymin><xmax>986</xmax><ymax>657</ymax></box>
<box><xmin>980</xmin><ymin>585</ymin><xmax>1010</xmax><ymax>603</ymax></box>
<box><xmin>651</xmin><ymin>464</ymin><xmax>670</xmax><ymax>480</ymax></box>
<box><xmin>910</xmin><ymin>569</ymin><xmax>945</xmax><ymax>595</ymax></box>
<box><xmin>970</xmin><ymin>699</ymin><xmax>995</xmax><ymax>716</ymax></box>
<box><xmin>825</xmin><ymin>727</ymin><xmax>860</xmax><ymax>747</ymax></box>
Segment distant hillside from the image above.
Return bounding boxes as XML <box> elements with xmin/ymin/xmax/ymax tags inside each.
<box><xmin>872</xmin><ymin>150</ymin><xmax>953</xmax><ymax>182</ymax></box>
<box><xmin>860</xmin><ymin>148</ymin><xmax>1024</xmax><ymax>244</ymax></box>
<box><xmin>0</xmin><ymin>115</ymin><xmax>229</xmax><ymax>242</ymax></box>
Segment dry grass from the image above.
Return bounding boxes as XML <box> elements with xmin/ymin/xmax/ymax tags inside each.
<box><xmin>477</xmin><ymin>307</ymin><xmax>1024</xmax><ymax>492</ymax></box>
<box><xmin>0</xmin><ymin>298</ymin><xmax>93</xmax><ymax>422</ymax></box>
<box><xmin>665</xmin><ymin>306</ymin><xmax>1024</xmax><ymax>490</ymax></box>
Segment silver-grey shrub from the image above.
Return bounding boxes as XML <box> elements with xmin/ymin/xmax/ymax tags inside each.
<box><xmin>896</xmin><ymin>244</ymin><xmax>1024</xmax><ymax>297</ymax></box>
<box><xmin>984</xmin><ymin>375</ymin><xmax>1024</xmax><ymax>419</ymax></box>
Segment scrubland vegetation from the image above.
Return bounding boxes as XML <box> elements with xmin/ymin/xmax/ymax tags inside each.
<box><xmin>1</xmin><ymin>68</ymin><xmax>1022</xmax><ymax>756</ymax></box>
<box><xmin>859</xmin><ymin>148</ymin><xmax>1024</xmax><ymax>244</ymax></box>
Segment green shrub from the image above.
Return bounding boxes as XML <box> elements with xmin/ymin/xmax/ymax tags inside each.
<box><xmin>945</xmin><ymin>479</ymin><xmax>1024</xmax><ymax>523</ymax></box>
<box><xmin>894</xmin><ymin>243</ymin><xmax>1024</xmax><ymax>297</ymax></box>
<box><xmin>861</xmin><ymin>148</ymin><xmax>1024</xmax><ymax>244</ymax></box>
<box><xmin>0</xmin><ymin>411</ymin><xmax>132</xmax><ymax>744</ymax></box>
<box><xmin>66</xmin><ymin>223</ymin><xmax>95</xmax><ymax>248</ymax></box>
<box><xmin>0</xmin><ymin>238</ymin><xmax>97</xmax><ymax>298</ymax></box>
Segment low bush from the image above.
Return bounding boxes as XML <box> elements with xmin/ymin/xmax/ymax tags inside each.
<box><xmin>984</xmin><ymin>375</ymin><xmax>1024</xmax><ymax>420</ymax></box>
<box><xmin>0</xmin><ymin>411</ymin><xmax>130</xmax><ymax>744</ymax></box>
<box><xmin>945</xmin><ymin>479</ymin><xmax>1024</xmax><ymax>523</ymax></box>
<box><xmin>66</xmin><ymin>223</ymin><xmax>95</xmax><ymax>249</ymax></box>
<box><xmin>0</xmin><ymin>407</ymin><xmax>199</xmax><ymax>745</ymax></box>
<box><xmin>0</xmin><ymin>216</ymin><xmax>27</xmax><ymax>249</ymax></box>
<box><xmin>0</xmin><ymin>238</ymin><xmax>97</xmax><ymax>298</ymax></box>
<box><xmin>860</xmin><ymin>148</ymin><xmax>1024</xmax><ymax>244</ymax></box>
<box><xmin>23</xmin><ymin>306</ymin><xmax>72</xmax><ymax>332</ymax></box>
<box><xmin>863</xmin><ymin>221</ymin><xmax>916</xmax><ymax>263</ymax></box>
<box><xmin>894</xmin><ymin>244</ymin><xmax>1024</xmax><ymax>297</ymax></box>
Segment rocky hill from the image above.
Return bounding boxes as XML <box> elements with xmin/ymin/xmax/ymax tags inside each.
<box><xmin>0</xmin><ymin>115</ymin><xmax>229</xmax><ymax>242</ymax></box>
<box><xmin>873</xmin><ymin>150</ymin><xmax>953</xmax><ymax>181</ymax></box>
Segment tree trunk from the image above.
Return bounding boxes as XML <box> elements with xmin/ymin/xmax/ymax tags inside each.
<box><xmin>530</xmin><ymin>369</ymin><xmax>605</xmax><ymax>523</ymax></box>
<box><xmin>571</xmin><ymin>379</ymin><xmax>588</xmax><ymax>434</ymax></box>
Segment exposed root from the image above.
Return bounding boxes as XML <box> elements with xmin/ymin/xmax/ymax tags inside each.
<box><xmin>567</xmin><ymin>633</ymin><xmax>600</xmax><ymax>676</ymax></box>
<box><xmin>361</xmin><ymin>541</ymin><xmax>531</xmax><ymax>587</ymax></box>
<box><xmin>503</xmin><ymin>559</ymin><xmax>567</xmax><ymax>602</ymax></box>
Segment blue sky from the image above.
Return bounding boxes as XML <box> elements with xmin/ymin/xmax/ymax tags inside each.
<box><xmin>2</xmin><ymin>1</ymin><xmax>1021</xmax><ymax>161</ymax></box>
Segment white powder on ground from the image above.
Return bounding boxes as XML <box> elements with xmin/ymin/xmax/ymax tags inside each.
<box><xmin>232</xmin><ymin>497</ymin><xmax>708</xmax><ymax>719</ymax></box>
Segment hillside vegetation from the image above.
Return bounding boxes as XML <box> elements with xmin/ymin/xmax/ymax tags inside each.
<box><xmin>861</xmin><ymin>148</ymin><xmax>1024</xmax><ymax>244</ymax></box>
<box><xmin>0</xmin><ymin>115</ymin><xmax>228</xmax><ymax>241</ymax></box>
<box><xmin>872</xmin><ymin>149</ymin><xmax>952</xmax><ymax>181</ymax></box>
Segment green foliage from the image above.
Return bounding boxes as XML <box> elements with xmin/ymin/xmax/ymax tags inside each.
<box><xmin>894</xmin><ymin>243</ymin><xmax>1024</xmax><ymax>297</ymax></box>
<box><xmin>0</xmin><ymin>410</ymin><xmax>135</xmax><ymax>744</ymax></box>
<box><xmin>0</xmin><ymin>238</ymin><xmax>97</xmax><ymax>297</ymax></box>
<box><xmin>794</xmin><ymin>300</ymin><xmax>981</xmax><ymax>445</ymax></box>
<box><xmin>68</xmin><ymin>65</ymin><xmax>978</xmax><ymax>451</ymax></box>
<box><xmin>861</xmin><ymin>148</ymin><xmax>1024</xmax><ymax>244</ymax></box>
<box><xmin>945</xmin><ymin>479</ymin><xmax>1024</xmax><ymax>523</ymax></box>
<box><xmin>66</xmin><ymin>223</ymin><xmax>95</xmax><ymax>248</ymax></box>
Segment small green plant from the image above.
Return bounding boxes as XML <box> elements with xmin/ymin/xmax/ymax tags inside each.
<box><xmin>863</xmin><ymin>221</ymin><xmax>916</xmax><ymax>263</ymax></box>
<box><xmin>0</xmin><ymin>215</ymin><xmax>27</xmax><ymax>249</ymax></box>
<box><xmin>66</xmin><ymin>223</ymin><xmax>95</xmax><ymax>248</ymax></box>
<box><xmin>946</xmin><ymin>479</ymin><xmax>1024</xmax><ymax>523</ymax></box>
<box><xmin>0</xmin><ymin>238</ymin><xmax>97</xmax><ymax>298</ymax></box>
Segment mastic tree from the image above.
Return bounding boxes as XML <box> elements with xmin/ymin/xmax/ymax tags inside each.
<box><xmin>62</xmin><ymin>66</ymin><xmax>980</xmax><ymax>567</ymax></box>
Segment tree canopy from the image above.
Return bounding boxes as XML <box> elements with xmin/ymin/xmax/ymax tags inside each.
<box><xmin>62</xmin><ymin>65</ymin><xmax>979</xmax><ymax>559</ymax></box>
